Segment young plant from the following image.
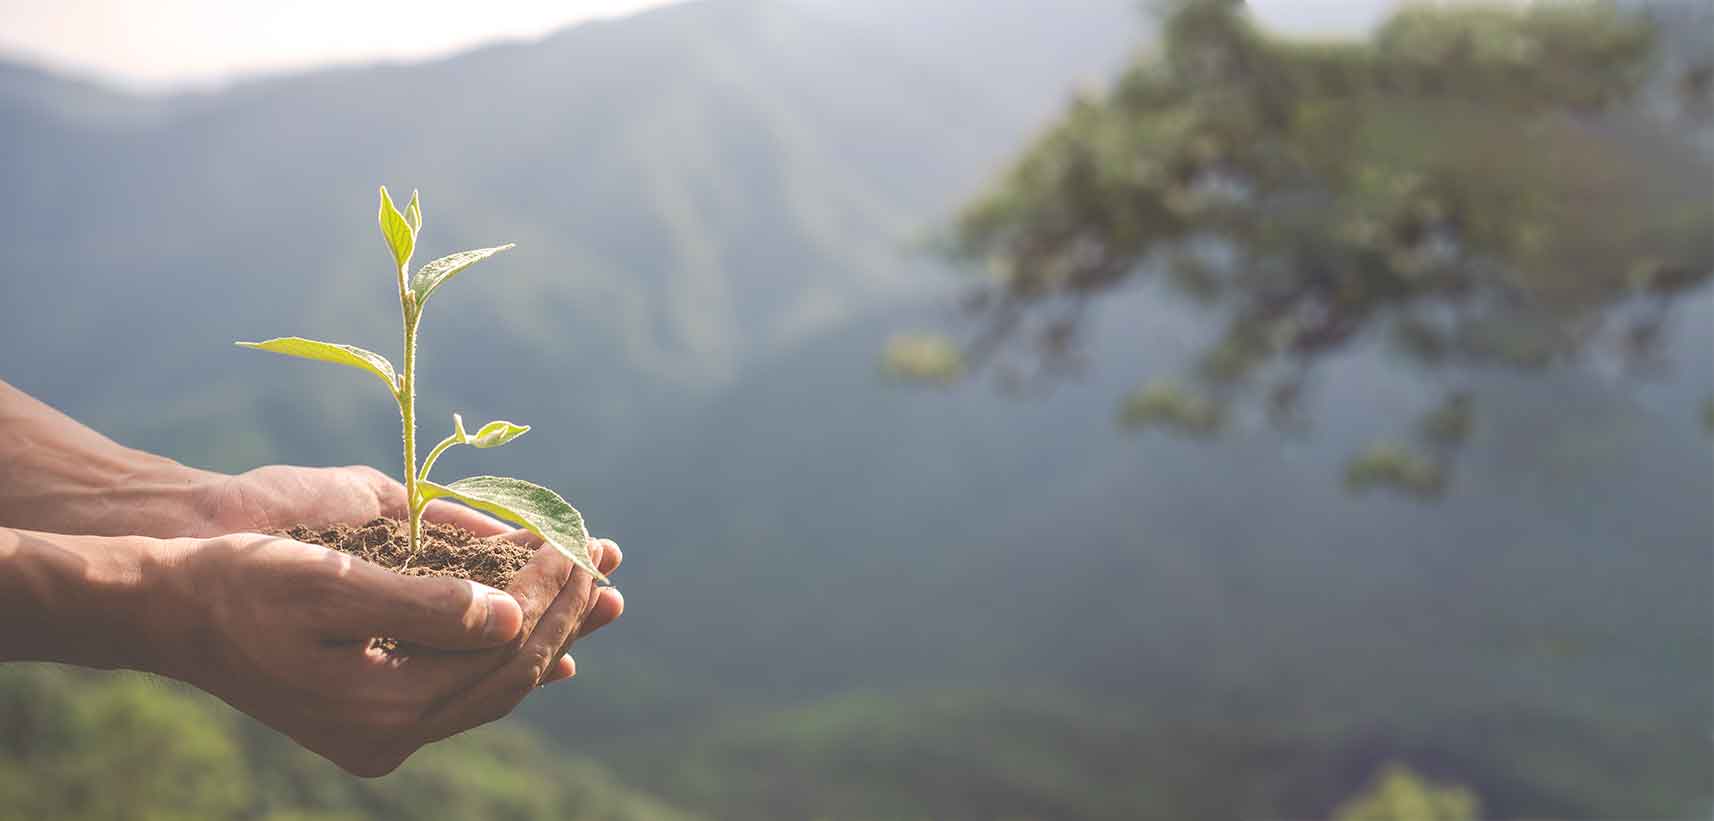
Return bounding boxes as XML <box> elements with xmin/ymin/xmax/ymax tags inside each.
<box><xmin>236</xmin><ymin>186</ymin><xmax>602</xmax><ymax>579</ymax></box>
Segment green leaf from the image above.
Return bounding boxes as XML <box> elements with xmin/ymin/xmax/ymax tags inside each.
<box><xmin>378</xmin><ymin>185</ymin><xmax>415</xmax><ymax>272</ymax></box>
<box><xmin>420</xmin><ymin>476</ymin><xmax>601</xmax><ymax>580</ymax></box>
<box><xmin>235</xmin><ymin>337</ymin><xmax>399</xmax><ymax>394</ymax></box>
<box><xmin>469</xmin><ymin>419</ymin><xmax>530</xmax><ymax>448</ymax></box>
<box><xmin>404</xmin><ymin>189</ymin><xmax>422</xmax><ymax>237</ymax></box>
<box><xmin>421</xmin><ymin>415</ymin><xmax>530</xmax><ymax>483</ymax></box>
<box><xmin>409</xmin><ymin>245</ymin><xmax>515</xmax><ymax>308</ymax></box>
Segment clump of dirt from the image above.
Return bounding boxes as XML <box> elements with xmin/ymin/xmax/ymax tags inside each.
<box><xmin>275</xmin><ymin>516</ymin><xmax>532</xmax><ymax>591</ymax></box>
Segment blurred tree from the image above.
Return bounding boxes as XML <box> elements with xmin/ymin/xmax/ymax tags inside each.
<box><xmin>1331</xmin><ymin>762</ymin><xmax>1481</xmax><ymax>820</ymax></box>
<box><xmin>894</xmin><ymin>0</ymin><xmax>1713</xmax><ymax>497</ymax></box>
<box><xmin>0</xmin><ymin>666</ymin><xmax>250</xmax><ymax>821</ymax></box>
<box><xmin>0</xmin><ymin>665</ymin><xmax>696</xmax><ymax>821</ymax></box>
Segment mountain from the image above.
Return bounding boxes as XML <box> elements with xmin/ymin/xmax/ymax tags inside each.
<box><xmin>0</xmin><ymin>0</ymin><xmax>1143</xmax><ymax>481</ymax></box>
<box><xmin>579</xmin><ymin>282</ymin><xmax>1712</xmax><ymax>818</ymax></box>
<box><xmin>1</xmin><ymin>1</ymin><xmax>1710</xmax><ymax>818</ymax></box>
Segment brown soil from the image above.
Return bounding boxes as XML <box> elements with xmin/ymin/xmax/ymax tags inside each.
<box><xmin>274</xmin><ymin>516</ymin><xmax>532</xmax><ymax>591</ymax></box>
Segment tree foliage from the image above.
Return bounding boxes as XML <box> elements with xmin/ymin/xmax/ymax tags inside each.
<box><xmin>1332</xmin><ymin>763</ymin><xmax>1481</xmax><ymax>821</ymax></box>
<box><xmin>0</xmin><ymin>665</ymin><xmax>694</xmax><ymax>821</ymax></box>
<box><xmin>901</xmin><ymin>0</ymin><xmax>1713</xmax><ymax>497</ymax></box>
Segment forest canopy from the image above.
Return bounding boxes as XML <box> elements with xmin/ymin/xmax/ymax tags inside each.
<box><xmin>894</xmin><ymin>0</ymin><xmax>1713</xmax><ymax>497</ymax></box>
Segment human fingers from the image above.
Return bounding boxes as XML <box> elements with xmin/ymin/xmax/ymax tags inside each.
<box><xmin>416</xmin><ymin>550</ymin><xmax>601</xmax><ymax>741</ymax></box>
<box><xmin>539</xmin><ymin>654</ymin><xmax>576</xmax><ymax>685</ymax></box>
<box><xmin>314</xmin><ymin>555</ymin><xmax>523</xmax><ymax>651</ymax></box>
<box><xmin>592</xmin><ymin>538</ymin><xmax>622</xmax><ymax>575</ymax></box>
<box><xmin>575</xmin><ymin>588</ymin><xmax>624</xmax><ymax>639</ymax></box>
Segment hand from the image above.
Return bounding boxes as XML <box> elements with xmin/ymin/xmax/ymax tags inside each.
<box><xmin>0</xmin><ymin>378</ymin><xmax>514</xmax><ymax>539</ymax></box>
<box><xmin>194</xmin><ymin>463</ymin><xmax>513</xmax><ymax>537</ymax></box>
<box><xmin>157</xmin><ymin>530</ymin><xmax>625</xmax><ymax>776</ymax></box>
<box><xmin>196</xmin><ymin>462</ymin><xmax>622</xmax><ymax>687</ymax></box>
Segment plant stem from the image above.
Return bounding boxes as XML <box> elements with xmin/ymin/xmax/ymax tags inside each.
<box><xmin>399</xmin><ymin>286</ymin><xmax>423</xmax><ymax>564</ymax></box>
<box><xmin>419</xmin><ymin>435</ymin><xmax>457</xmax><ymax>486</ymax></box>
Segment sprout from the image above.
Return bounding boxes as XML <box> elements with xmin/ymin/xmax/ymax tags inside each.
<box><xmin>236</xmin><ymin>187</ymin><xmax>602</xmax><ymax>580</ymax></box>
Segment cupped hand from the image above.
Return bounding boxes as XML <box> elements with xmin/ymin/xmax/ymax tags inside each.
<box><xmin>195</xmin><ymin>463</ymin><xmax>515</xmax><ymax>537</ymax></box>
<box><xmin>158</xmin><ymin>529</ymin><xmax>625</xmax><ymax>777</ymax></box>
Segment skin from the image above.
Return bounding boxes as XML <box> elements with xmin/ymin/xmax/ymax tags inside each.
<box><xmin>0</xmin><ymin>379</ymin><xmax>625</xmax><ymax>776</ymax></box>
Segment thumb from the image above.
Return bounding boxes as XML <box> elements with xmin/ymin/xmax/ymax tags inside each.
<box><xmin>329</xmin><ymin>565</ymin><xmax>524</xmax><ymax>651</ymax></box>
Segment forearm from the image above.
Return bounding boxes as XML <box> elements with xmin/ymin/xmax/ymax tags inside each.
<box><xmin>0</xmin><ymin>526</ymin><xmax>200</xmax><ymax>675</ymax></box>
<box><xmin>0</xmin><ymin>379</ymin><xmax>219</xmax><ymax>537</ymax></box>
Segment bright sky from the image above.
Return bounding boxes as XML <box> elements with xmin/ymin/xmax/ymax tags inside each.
<box><xmin>0</xmin><ymin>0</ymin><xmax>1406</xmax><ymax>92</ymax></box>
<box><xmin>0</xmin><ymin>0</ymin><xmax>685</xmax><ymax>90</ymax></box>
<box><xmin>1248</xmin><ymin>0</ymin><xmax>1400</xmax><ymax>37</ymax></box>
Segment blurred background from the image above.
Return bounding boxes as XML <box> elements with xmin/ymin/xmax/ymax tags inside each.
<box><xmin>1</xmin><ymin>0</ymin><xmax>1710</xmax><ymax>818</ymax></box>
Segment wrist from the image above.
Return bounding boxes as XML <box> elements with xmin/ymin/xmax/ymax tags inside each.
<box><xmin>125</xmin><ymin>535</ymin><xmax>217</xmax><ymax>682</ymax></box>
<box><xmin>107</xmin><ymin>456</ymin><xmax>227</xmax><ymax>539</ymax></box>
<box><xmin>0</xmin><ymin>378</ymin><xmax>224</xmax><ymax>537</ymax></box>
<box><xmin>0</xmin><ymin>441</ymin><xmax>221</xmax><ymax>538</ymax></box>
<box><xmin>0</xmin><ymin>529</ymin><xmax>209</xmax><ymax>675</ymax></box>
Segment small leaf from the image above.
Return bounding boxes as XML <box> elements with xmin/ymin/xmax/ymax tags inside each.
<box><xmin>236</xmin><ymin>337</ymin><xmax>398</xmax><ymax>394</ymax></box>
<box><xmin>470</xmin><ymin>420</ymin><xmax>529</xmax><ymax>448</ymax></box>
<box><xmin>419</xmin><ymin>415</ymin><xmax>530</xmax><ymax>483</ymax></box>
<box><xmin>420</xmin><ymin>476</ymin><xmax>601</xmax><ymax>580</ymax></box>
<box><xmin>409</xmin><ymin>245</ymin><xmax>515</xmax><ymax>308</ymax></box>
<box><xmin>378</xmin><ymin>185</ymin><xmax>415</xmax><ymax>272</ymax></box>
<box><xmin>404</xmin><ymin>189</ymin><xmax>422</xmax><ymax>237</ymax></box>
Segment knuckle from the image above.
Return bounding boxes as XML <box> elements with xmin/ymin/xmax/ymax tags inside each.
<box><xmin>278</xmin><ymin>547</ymin><xmax>342</xmax><ymax>587</ymax></box>
<box><xmin>509</xmin><ymin>655</ymin><xmax>550</xmax><ymax>693</ymax></box>
<box><xmin>526</xmin><ymin>641</ymin><xmax>560</xmax><ymax>680</ymax></box>
<box><xmin>300</xmin><ymin>566</ymin><xmax>349</xmax><ymax>601</ymax></box>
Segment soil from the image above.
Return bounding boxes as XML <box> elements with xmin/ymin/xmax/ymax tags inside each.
<box><xmin>273</xmin><ymin>516</ymin><xmax>532</xmax><ymax>591</ymax></box>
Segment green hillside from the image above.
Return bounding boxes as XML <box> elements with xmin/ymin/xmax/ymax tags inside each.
<box><xmin>0</xmin><ymin>1</ymin><xmax>1709</xmax><ymax>819</ymax></box>
<box><xmin>0</xmin><ymin>665</ymin><xmax>697</xmax><ymax>821</ymax></box>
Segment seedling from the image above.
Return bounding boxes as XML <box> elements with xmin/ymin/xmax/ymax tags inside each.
<box><xmin>237</xmin><ymin>187</ymin><xmax>601</xmax><ymax>580</ymax></box>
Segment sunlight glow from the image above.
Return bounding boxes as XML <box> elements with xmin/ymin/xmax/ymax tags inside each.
<box><xmin>0</xmin><ymin>0</ymin><xmax>685</xmax><ymax>90</ymax></box>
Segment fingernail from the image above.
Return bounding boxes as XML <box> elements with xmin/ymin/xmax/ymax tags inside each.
<box><xmin>482</xmin><ymin>590</ymin><xmax>522</xmax><ymax>643</ymax></box>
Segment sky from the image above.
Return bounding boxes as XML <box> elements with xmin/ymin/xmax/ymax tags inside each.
<box><xmin>0</xmin><ymin>0</ymin><xmax>1404</xmax><ymax>91</ymax></box>
<box><xmin>1248</xmin><ymin>0</ymin><xmax>1402</xmax><ymax>37</ymax></box>
<box><xmin>0</xmin><ymin>0</ymin><xmax>686</xmax><ymax>90</ymax></box>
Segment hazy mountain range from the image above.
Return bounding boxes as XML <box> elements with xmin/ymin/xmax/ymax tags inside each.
<box><xmin>1</xmin><ymin>1</ymin><xmax>1709</xmax><ymax>817</ymax></box>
